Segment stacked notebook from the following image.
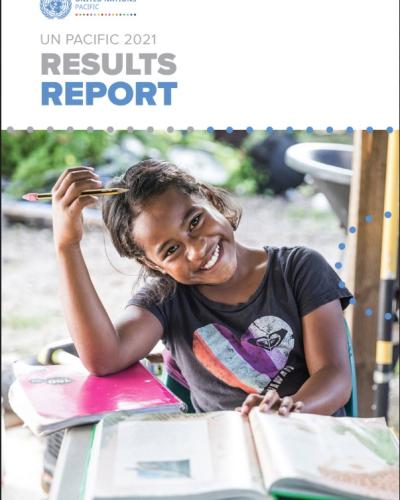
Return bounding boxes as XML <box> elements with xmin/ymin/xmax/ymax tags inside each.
<box><xmin>8</xmin><ymin>361</ymin><xmax>183</xmax><ymax>436</ymax></box>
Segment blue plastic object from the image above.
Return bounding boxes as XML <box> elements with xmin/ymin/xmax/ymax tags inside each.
<box><xmin>344</xmin><ymin>320</ymin><xmax>358</xmax><ymax>417</ymax></box>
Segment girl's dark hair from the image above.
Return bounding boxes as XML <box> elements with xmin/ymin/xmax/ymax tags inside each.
<box><xmin>102</xmin><ymin>160</ymin><xmax>242</xmax><ymax>302</ymax></box>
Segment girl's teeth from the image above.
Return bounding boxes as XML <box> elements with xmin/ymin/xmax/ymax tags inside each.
<box><xmin>202</xmin><ymin>244</ymin><xmax>220</xmax><ymax>270</ymax></box>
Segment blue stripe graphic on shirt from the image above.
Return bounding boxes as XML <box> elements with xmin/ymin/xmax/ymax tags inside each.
<box><xmin>195</xmin><ymin>324</ymin><xmax>271</xmax><ymax>393</ymax></box>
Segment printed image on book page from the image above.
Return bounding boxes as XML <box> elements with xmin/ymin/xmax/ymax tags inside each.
<box><xmin>250</xmin><ymin>410</ymin><xmax>399</xmax><ymax>500</ymax></box>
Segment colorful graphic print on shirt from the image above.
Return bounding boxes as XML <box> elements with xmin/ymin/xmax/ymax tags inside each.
<box><xmin>193</xmin><ymin>316</ymin><xmax>295</xmax><ymax>394</ymax></box>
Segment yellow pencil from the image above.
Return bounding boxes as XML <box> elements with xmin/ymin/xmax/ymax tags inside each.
<box><xmin>22</xmin><ymin>187</ymin><xmax>129</xmax><ymax>202</ymax></box>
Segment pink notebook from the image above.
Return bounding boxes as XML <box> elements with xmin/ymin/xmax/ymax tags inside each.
<box><xmin>9</xmin><ymin>362</ymin><xmax>183</xmax><ymax>436</ymax></box>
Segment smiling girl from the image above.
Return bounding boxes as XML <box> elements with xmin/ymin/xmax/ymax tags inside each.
<box><xmin>52</xmin><ymin>160</ymin><xmax>353</xmax><ymax>417</ymax></box>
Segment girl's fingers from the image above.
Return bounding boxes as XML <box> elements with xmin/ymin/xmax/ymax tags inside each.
<box><xmin>239</xmin><ymin>391</ymin><xmax>302</xmax><ymax>417</ymax></box>
<box><xmin>240</xmin><ymin>390</ymin><xmax>304</xmax><ymax>417</ymax></box>
<box><xmin>57</xmin><ymin>170</ymin><xmax>99</xmax><ymax>199</ymax></box>
<box><xmin>241</xmin><ymin>404</ymin><xmax>250</xmax><ymax>416</ymax></box>
<box><xmin>69</xmin><ymin>195</ymin><xmax>99</xmax><ymax>216</ymax></box>
<box><xmin>293</xmin><ymin>401</ymin><xmax>304</xmax><ymax>413</ymax></box>
<box><xmin>53</xmin><ymin>166</ymin><xmax>95</xmax><ymax>190</ymax></box>
<box><xmin>240</xmin><ymin>394</ymin><xmax>263</xmax><ymax>415</ymax></box>
<box><xmin>259</xmin><ymin>390</ymin><xmax>281</xmax><ymax>412</ymax></box>
<box><xmin>52</xmin><ymin>167</ymin><xmax>97</xmax><ymax>198</ymax></box>
<box><xmin>278</xmin><ymin>396</ymin><xmax>294</xmax><ymax>416</ymax></box>
<box><xmin>62</xmin><ymin>178</ymin><xmax>102</xmax><ymax>206</ymax></box>
<box><xmin>52</xmin><ymin>167</ymin><xmax>78</xmax><ymax>191</ymax></box>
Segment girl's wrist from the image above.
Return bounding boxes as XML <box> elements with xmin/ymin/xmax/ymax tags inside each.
<box><xmin>54</xmin><ymin>241</ymin><xmax>82</xmax><ymax>256</ymax></box>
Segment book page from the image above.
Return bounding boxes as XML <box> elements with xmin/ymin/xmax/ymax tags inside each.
<box><xmin>205</xmin><ymin>411</ymin><xmax>264</xmax><ymax>494</ymax></box>
<box><xmin>250</xmin><ymin>410</ymin><xmax>399</xmax><ymax>500</ymax></box>
<box><xmin>89</xmin><ymin>412</ymin><xmax>264</xmax><ymax>499</ymax></box>
<box><xmin>116</xmin><ymin>420</ymin><xmax>209</xmax><ymax>481</ymax></box>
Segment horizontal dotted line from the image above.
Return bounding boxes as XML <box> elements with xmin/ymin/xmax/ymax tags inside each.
<box><xmin>4</xmin><ymin>127</ymin><xmax>397</xmax><ymax>133</ymax></box>
<box><xmin>205</xmin><ymin>127</ymin><xmax>395</xmax><ymax>134</ymax></box>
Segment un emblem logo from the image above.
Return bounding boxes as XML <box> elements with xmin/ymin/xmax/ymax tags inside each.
<box><xmin>40</xmin><ymin>0</ymin><xmax>72</xmax><ymax>19</ymax></box>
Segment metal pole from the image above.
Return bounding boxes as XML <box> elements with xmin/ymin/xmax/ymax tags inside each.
<box><xmin>373</xmin><ymin>130</ymin><xmax>399</xmax><ymax>418</ymax></box>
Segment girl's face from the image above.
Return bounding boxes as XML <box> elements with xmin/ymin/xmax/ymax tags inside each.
<box><xmin>133</xmin><ymin>186</ymin><xmax>238</xmax><ymax>286</ymax></box>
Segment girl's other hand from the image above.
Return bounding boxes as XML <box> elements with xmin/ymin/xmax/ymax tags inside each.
<box><xmin>236</xmin><ymin>390</ymin><xmax>304</xmax><ymax>417</ymax></box>
<box><xmin>52</xmin><ymin>166</ymin><xmax>102</xmax><ymax>251</ymax></box>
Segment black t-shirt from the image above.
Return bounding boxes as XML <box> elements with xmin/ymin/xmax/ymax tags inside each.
<box><xmin>128</xmin><ymin>246</ymin><xmax>353</xmax><ymax>413</ymax></box>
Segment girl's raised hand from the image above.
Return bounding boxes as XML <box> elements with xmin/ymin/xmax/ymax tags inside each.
<box><xmin>51</xmin><ymin>166</ymin><xmax>102</xmax><ymax>251</ymax></box>
<box><xmin>237</xmin><ymin>390</ymin><xmax>304</xmax><ymax>417</ymax></box>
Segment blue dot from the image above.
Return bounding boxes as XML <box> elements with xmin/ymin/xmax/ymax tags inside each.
<box><xmin>306</xmin><ymin>127</ymin><xmax>313</xmax><ymax>134</ymax></box>
<box><xmin>266</xmin><ymin>127</ymin><xmax>274</xmax><ymax>134</ymax></box>
<box><xmin>346</xmin><ymin>127</ymin><xmax>354</xmax><ymax>134</ymax></box>
<box><xmin>384</xmin><ymin>211</ymin><xmax>392</xmax><ymax>218</ymax></box>
<box><xmin>207</xmin><ymin>127</ymin><xmax>214</xmax><ymax>133</ymax></box>
<box><xmin>387</xmin><ymin>127</ymin><xmax>394</xmax><ymax>133</ymax></box>
<box><xmin>326</xmin><ymin>126</ymin><xmax>333</xmax><ymax>134</ymax></box>
<box><xmin>335</xmin><ymin>262</ymin><xmax>343</xmax><ymax>269</ymax></box>
<box><xmin>226</xmin><ymin>127</ymin><xmax>233</xmax><ymax>134</ymax></box>
<box><xmin>246</xmin><ymin>127</ymin><xmax>253</xmax><ymax>134</ymax></box>
<box><xmin>349</xmin><ymin>297</ymin><xmax>357</xmax><ymax>305</ymax></box>
<box><xmin>286</xmin><ymin>127</ymin><xmax>294</xmax><ymax>134</ymax></box>
<box><xmin>338</xmin><ymin>281</ymin><xmax>346</xmax><ymax>289</ymax></box>
<box><xmin>384</xmin><ymin>312</ymin><xmax>392</xmax><ymax>320</ymax></box>
<box><xmin>364</xmin><ymin>215</ymin><xmax>373</xmax><ymax>222</ymax></box>
<box><xmin>366</xmin><ymin>127</ymin><xmax>373</xmax><ymax>133</ymax></box>
<box><xmin>365</xmin><ymin>308</ymin><xmax>373</xmax><ymax>317</ymax></box>
<box><xmin>348</xmin><ymin>226</ymin><xmax>357</xmax><ymax>234</ymax></box>
<box><xmin>338</xmin><ymin>242</ymin><xmax>346</xmax><ymax>250</ymax></box>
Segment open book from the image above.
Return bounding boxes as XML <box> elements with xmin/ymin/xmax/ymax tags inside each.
<box><xmin>81</xmin><ymin>410</ymin><xmax>399</xmax><ymax>500</ymax></box>
<box><xmin>8</xmin><ymin>362</ymin><xmax>183</xmax><ymax>436</ymax></box>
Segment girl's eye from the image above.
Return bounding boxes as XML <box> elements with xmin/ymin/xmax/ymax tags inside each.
<box><xmin>189</xmin><ymin>214</ymin><xmax>202</xmax><ymax>230</ymax></box>
<box><xmin>165</xmin><ymin>245</ymin><xmax>178</xmax><ymax>257</ymax></box>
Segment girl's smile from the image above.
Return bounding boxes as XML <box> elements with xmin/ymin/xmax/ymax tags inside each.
<box><xmin>198</xmin><ymin>241</ymin><xmax>223</xmax><ymax>272</ymax></box>
<box><xmin>132</xmin><ymin>186</ymin><xmax>238</xmax><ymax>286</ymax></box>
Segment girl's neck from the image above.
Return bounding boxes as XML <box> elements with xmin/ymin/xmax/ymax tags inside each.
<box><xmin>196</xmin><ymin>242</ymin><xmax>268</xmax><ymax>305</ymax></box>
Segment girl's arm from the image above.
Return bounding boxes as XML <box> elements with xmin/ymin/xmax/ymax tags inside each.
<box><xmin>290</xmin><ymin>299</ymin><xmax>352</xmax><ymax>414</ymax></box>
<box><xmin>239</xmin><ymin>299</ymin><xmax>351</xmax><ymax>416</ymax></box>
<box><xmin>53</xmin><ymin>167</ymin><xmax>163</xmax><ymax>376</ymax></box>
